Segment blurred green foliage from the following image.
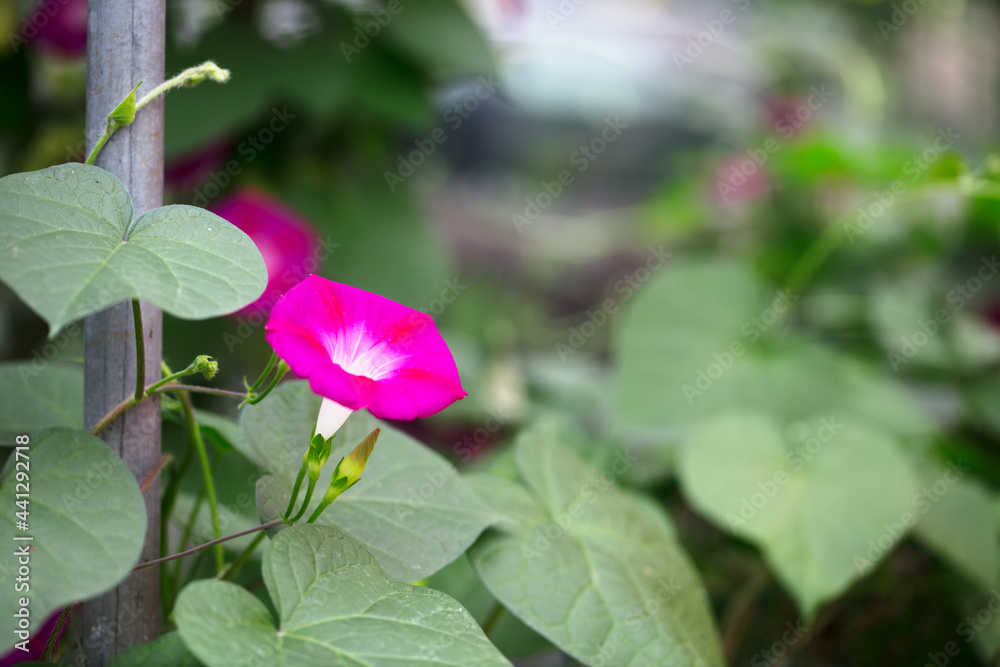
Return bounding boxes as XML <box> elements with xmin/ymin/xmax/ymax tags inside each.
<box><xmin>5</xmin><ymin>0</ymin><xmax>1000</xmax><ymax>664</ymax></box>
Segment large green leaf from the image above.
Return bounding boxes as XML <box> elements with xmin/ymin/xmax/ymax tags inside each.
<box><xmin>913</xmin><ymin>462</ymin><xmax>999</xmax><ymax>590</ymax></box>
<box><xmin>175</xmin><ymin>524</ymin><xmax>510</xmax><ymax>667</ymax></box>
<box><xmin>869</xmin><ymin>279</ymin><xmax>1000</xmax><ymax>373</ymax></box>
<box><xmin>247</xmin><ymin>381</ymin><xmax>496</xmax><ymax>581</ymax></box>
<box><xmin>611</xmin><ymin>258</ymin><xmax>769</xmax><ymax>431</ymax></box>
<box><xmin>0</xmin><ymin>362</ymin><xmax>82</xmax><ymax>440</ymax></box>
<box><xmin>425</xmin><ymin>555</ymin><xmax>552</xmax><ymax>658</ymax></box>
<box><xmin>677</xmin><ymin>411</ymin><xmax>918</xmax><ymax>618</ymax></box>
<box><xmin>109</xmin><ymin>632</ymin><xmax>201</xmax><ymax>667</ymax></box>
<box><xmin>469</xmin><ymin>422</ymin><xmax>724</xmax><ymax>667</ymax></box>
<box><xmin>612</xmin><ymin>258</ymin><xmax>933</xmax><ymax>438</ymax></box>
<box><xmin>0</xmin><ymin>163</ymin><xmax>266</xmax><ymax>334</ymax></box>
<box><xmin>0</xmin><ymin>428</ymin><xmax>146</xmax><ymax>652</ymax></box>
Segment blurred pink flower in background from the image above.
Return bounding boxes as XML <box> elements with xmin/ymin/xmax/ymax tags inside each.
<box><xmin>713</xmin><ymin>151</ymin><xmax>771</xmax><ymax>205</ymax></box>
<box><xmin>164</xmin><ymin>141</ymin><xmax>233</xmax><ymax>193</ymax></box>
<box><xmin>767</xmin><ymin>95</ymin><xmax>812</xmax><ymax>136</ymax></box>
<box><xmin>211</xmin><ymin>190</ymin><xmax>321</xmax><ymax>318</ymax></box>
<box><xmin>29</xmin><ymin>0</ymin><xmax>87</xmax><ymax>58</ymax></box>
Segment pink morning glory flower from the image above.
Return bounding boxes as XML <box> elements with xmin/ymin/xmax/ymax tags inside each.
<box><xmin>211</xmin><ymin>190</ymin><xmax>320</xmax><ymax>318</ymax></box>
<box><xmin>265</xmin><ymin>275</ymin><xmax>467</xmax><ymax>437</ymax></box>
<box><xmin>714</xmin><ymin>151</ymin><xmax>771</xmax><ymax>205</ymax></box>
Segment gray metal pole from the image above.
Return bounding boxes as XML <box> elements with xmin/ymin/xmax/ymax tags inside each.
<box><xmin>83</xmin><ymin>1</ymin><xmax>165</xmax><ymax>662</ymax></box>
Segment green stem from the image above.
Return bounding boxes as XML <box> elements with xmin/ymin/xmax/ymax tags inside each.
<box><xmin>84</xmin><ymin>132</ymin><xmax>111</xmax><ymax>165</ymax></box>
<box><xmin>147</xmin><ymin>365</ymin><xmax>210</xmax><ymax>394</ymax></box>
<box><xmin>152</xmin><ymin>384</ymin><xmax>245</xmax><ymax>399</ymax></box>
<box><xmin>305</xmin><ymin>494</ymin><xmax>336</xmax><ymax>524</ymax></box>
<box><xmin>134</xmin><ymin>519</ymin><xmax>283</xmax><ymax>571</ymax></box>
<box><xmin>780</xmin><ymin>180</ymin><xmax>1000</xmax><ymax>323</ymax></box>
<box><xmin>139</xmin><ymin>454</ymin><xmax>171</xmax><ymax>495</ymax></box>
<box><xmin>91</xmin><ymin>392</ymin><xmax>138</xmax><ymax>436</ymax></box>
<box><xmin>481</xmin><ymin>603</ymin><xmax>505</xmax><ymax>638</ymax></box>
<box><xmin>288</xmin><ymin>476</ymin><xmax>318</xmax><ymax>523</ymax></box>
<box><xmin>40</xmin><ymin>605</ymin><xmax>73</xmax><ymax>661</ymax></box>
<box><xmin>169</xmin><ymin>484</ymin><xmax>206</xmax><ymax>601</ymax></box>
<box><xmin>721</xmin><ymin>568</ymin><xmax>770</xmax><ymax>662</ymax></box>
<box><xmin>85</xmin><ymin>62</ymin><xmax>229</xmax><ymax>168</ymax></box>
<box><xmin>91</xmin><ymin>381</ymin><xmax>245</xmax><ymax>437</ymax></box>
<box><xmin>161</xmin><ymin>429</ymin><xmax>195</xmax><ymax>545</ymax></box>
<box><xmin>248</xmin><ymin>352</ymin><xmax>278</xmax><ymax>392</ymax></box>
<box><xmin>134</xmin><ymin>61</ymin><xmax>228</xmax><ymax>113</ymax></box>
<box><xmin>178</xmin><ymin>391</ymin><xmax>224</xmax><ymax>574</ymax></box>
<box><xmin>217</xmin><ymin>531</ymin><xmax>268</xmax><ymax>581</ymax></box>
<box><xmin>247</xmin><ymin>362</ymin><xmax>289</xmax><ymax>405</ymax></box>
<box><xmin>283</xmin><ymin>464</ymin><xmax>307</xmax><ymax>519</ymax></box>
<box><xmin>132</xmin><ymin>300</ymin><xmax>145</xmax><ymax>402</ymax></box>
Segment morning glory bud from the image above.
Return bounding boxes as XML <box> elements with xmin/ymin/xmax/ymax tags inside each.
<box><xmin>192</xmin><ymin>355</ymin><xmax>219</xmax><ymax>380</ymax></box>
<box><xmin>305</xmin><ymin>433</ymin><xmax>333</xmax><ymax>482</ymax></box>
<box><xmin>307</xmin><ymin>428</ymin><xmax>380</xmax><ymax>523</ymax></box>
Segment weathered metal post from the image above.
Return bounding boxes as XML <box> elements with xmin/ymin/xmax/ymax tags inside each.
<box><xmin>83</xmin><ymin>1</ymin><xmax>165</xmax><ymax>662</ymax></box>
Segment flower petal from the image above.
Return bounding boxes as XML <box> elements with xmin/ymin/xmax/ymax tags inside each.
<box><xmin>266</xmin><ymin>275</ymin><xmax>467</xmax><ymax>421</ymax></box>
<box><xmin>316</xmin><ymin>399</ymin><xmax>354</xmax><ymax>440</ymax></box>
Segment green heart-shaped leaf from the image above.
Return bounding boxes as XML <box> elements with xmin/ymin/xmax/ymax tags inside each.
<box><xmin>0</xmin><ymin>163</ymin><xmax>266</xmax><ymax>335</ymax></box>
<box><xmin>677</xmin><ymin>411</ymin><xmax>918</xmax><ymax>618</ymax></box>
<box><xmin>470</xmin><ymin>422</ymin><xmax>725</xmax><ymax>667</ymax></box>
<box><xmin>612</xmin><ymin>259</ymin><xmax>933</xmax><ymax>438</ymax></box>
<box><xmin>0</xmin><ymin>428</ymin><xmax>146</xmax><ymax>652</ymax></box>
<box><xmin>175</xmin><ymin>524</ymin><xmax>510</xmax><ymax>666</ymax></box>
<box><xmin>425</xmin><ymin>555</ymin><xmax>552</xmax><ymax>658</ymax></box>
<box><xmin>109</xmin><ymin>632</ymin><xmax>200</xmax><ymax>667</ymax></box>
<box><xmin>0</xmin><ymin>362</ymin><xmax>82</xmax><ymax>440</ymax></box>
<box><xmin>246</xmin><ymin>381</ymin><xmax>497</xmax><ymax>581</ymax></box>
<box><xmin>912</xmin><ymin>461</ymin><xmax>999</xmax><ymax>590</ymax></box>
